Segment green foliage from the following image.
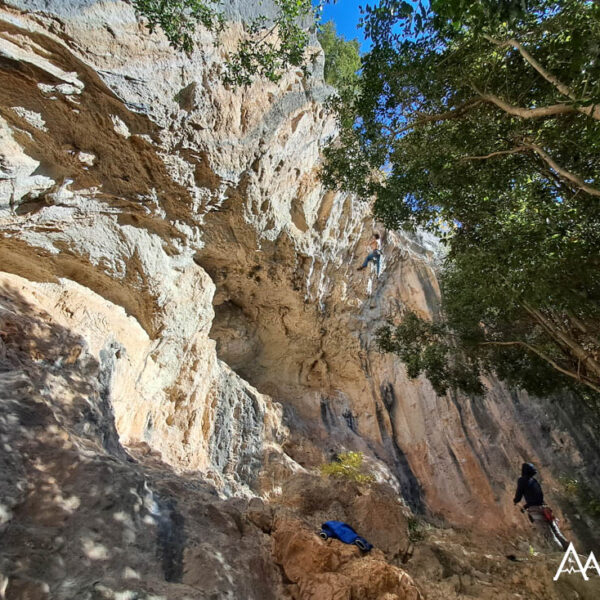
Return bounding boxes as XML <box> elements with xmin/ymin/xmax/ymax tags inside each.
<box><xmin>325</xmin><ymin>0</ymin><xmax>600</xmax><ymax>400</ymax></box>
<box><xmin>224</xmin><ymin>0</ymin><xmax>315</xmax><ymax>85</ymax></box>
<box><xmin>320</xmin><ymin>451</ymin><xmax>374</xmax><ymax>484</ymax></box>
<box><xmin>406</xmin><ymin>516</ymin><xmax>428</xmax><ymax>542</ymax></box>
<box><xmin>317</xmin><ymin>21</ymin><xmax>361</xmax><ymax>90</ymax></box>
<box><xmin>132</xmin><ymin>0</ymin><xmax>224</xmax><ymax>52</ymax></box>
<box><xmin>562</xmin><ymin>476</ymin><xmax>580</xmax><ymax>498</ymax></box>
<box><xmin>133</xmin><ymin>0</ymin><xmax>320</xmax><ymax>85</ymax></box>
<box><xmin>376</xmin><ymin>313</ymin><xmax>483</xmax><ymax>396</ymax></box>
<box><xmin>560</xmin><ymin>476</ymin><xmax>600</xmax><ymax>518</ymax></box>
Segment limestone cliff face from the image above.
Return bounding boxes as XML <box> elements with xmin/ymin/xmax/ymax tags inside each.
<box><xmin>1</xmin><ymin>3</ymin><xmax>599</xmax><ymax>597</ymax></box>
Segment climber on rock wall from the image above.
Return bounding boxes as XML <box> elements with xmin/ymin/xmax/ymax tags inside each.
<box><xmin>357</xmin><ymin>232</ymin><xmax>382</xmax><ymax>276</ymax></box>
<box><xmin>513</xmin><ymin>462</ymin><xmax>570</xmax><ymax>551</ymax></box>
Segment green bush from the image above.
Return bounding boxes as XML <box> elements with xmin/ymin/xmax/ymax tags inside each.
<box><xmin>560</xmin><ymin>476</ymin><xmax>600</xmax><ymax>518</ymax></box>
<box><xmin>406</xmin><ymin>516</ymin><xmax>428</xmax><ymax>542</ymax></box>
<box><xmin>317</xmin><ymin>21</ymin><xmax>361</xmax><ymax>90</ymax></box>
<box><xmin>320</xmin><ymin>451</ymin><xmax>374</xmax><ymax>484</ymax></box>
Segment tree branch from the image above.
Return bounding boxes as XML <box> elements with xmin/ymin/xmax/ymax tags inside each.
<box><xmin>461</xmin><ymin>142</ymin><xmax>600</xmax><ymax>198</ymax></box>
<box><xmin>255</xmin><ymin>23</ymin><xmax>278</xmax><ymax>45</ymax></box>
<box><xmin>484</xmin><ymin>35</ymin><xmax>575</xmax><ymax>100</ymax></box>
<box><xmin>461</xmin><ymin>147</ymin><xmax>528</xmax><ymax>161</ymax></box>
<box><xmin>521</xmin><ymin>142</ymin><xmax>600</xmax><ymax>198</ymax></box>
<box><xmin>566</xmin><ymin>310</ymin><xmax>600</xmax><ymax>346</ymax></box>
<box><xmin>404</xmin><ymin>88</ymin><xmax>592</xmax><ymax>136</ymax></box>
<box><xmin>484</xmin><ymin>35</ymin><xmax>600</xmax><ymax>120</ymax></box>
<box><xmin>522</xmin><ymin>301</ymin><xmax>600</xmax><ymax>376</ymax></box>
<box><xmin>395</xmin><ymin>98</ymin><xmax>483</xmax><ymax>135</ymax></box>
<box><xmin>477</xmin><ymin>91</ymin><xmax>578</xmax><ymax>118</ymax></box>
<box><xmin>480</xmin><ymin>340</ymin><xmax>600</xmax><ymax>393</ymax></box>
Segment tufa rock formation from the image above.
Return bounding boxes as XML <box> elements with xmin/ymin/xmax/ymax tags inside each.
<box><xmin>1</xmin><ymin>1</ymin><xmax>599</xmax><ymax>598</ymax></box>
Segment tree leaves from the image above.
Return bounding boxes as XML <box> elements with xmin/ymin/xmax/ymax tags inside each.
<box><xmin>132</xmin><ymin>0</ymin><xmax>319</xmax><ymax>85</ymax></box>
<box><xmin>317</xmin><ymin>21</ymin><xmax>361</xmax><ymax>90</ymax></box>
<box><xmin>325</xmin><ymin>0</ymin><xmax>600</xmax><ymax>400</ymax></box>
<box><xmin>132</xmin><ymin>0</ymin><xmax>225</xmax><ymax>52</ymax></box>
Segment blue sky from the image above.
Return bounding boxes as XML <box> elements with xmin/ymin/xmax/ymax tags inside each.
<box><xmin>319</xmin><ymin>0</ymin><xmax>370</xmax><ymax>52</ymax></box>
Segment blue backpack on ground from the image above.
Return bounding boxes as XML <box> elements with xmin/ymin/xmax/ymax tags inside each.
<box><xmin>319</xmin><ymin>520</ymin><xmax>373</xmax><ymax>552</ymax></box>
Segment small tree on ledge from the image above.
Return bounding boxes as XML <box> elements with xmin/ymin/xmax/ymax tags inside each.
<box><xmin>320</xmin><ymin>451</ymin><xmax>374</xmax><ymax>484</ymax></box>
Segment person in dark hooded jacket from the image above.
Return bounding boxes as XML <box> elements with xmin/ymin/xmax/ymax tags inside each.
<box><xmin>513</xmin><ymin>462</ymin><xmax>569</xmax><ymax>551</ymax></box>
<box><xmin>514</xmin><ymin>462</ymin><xmax>544</xmax><ymax>508</ymax></box>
